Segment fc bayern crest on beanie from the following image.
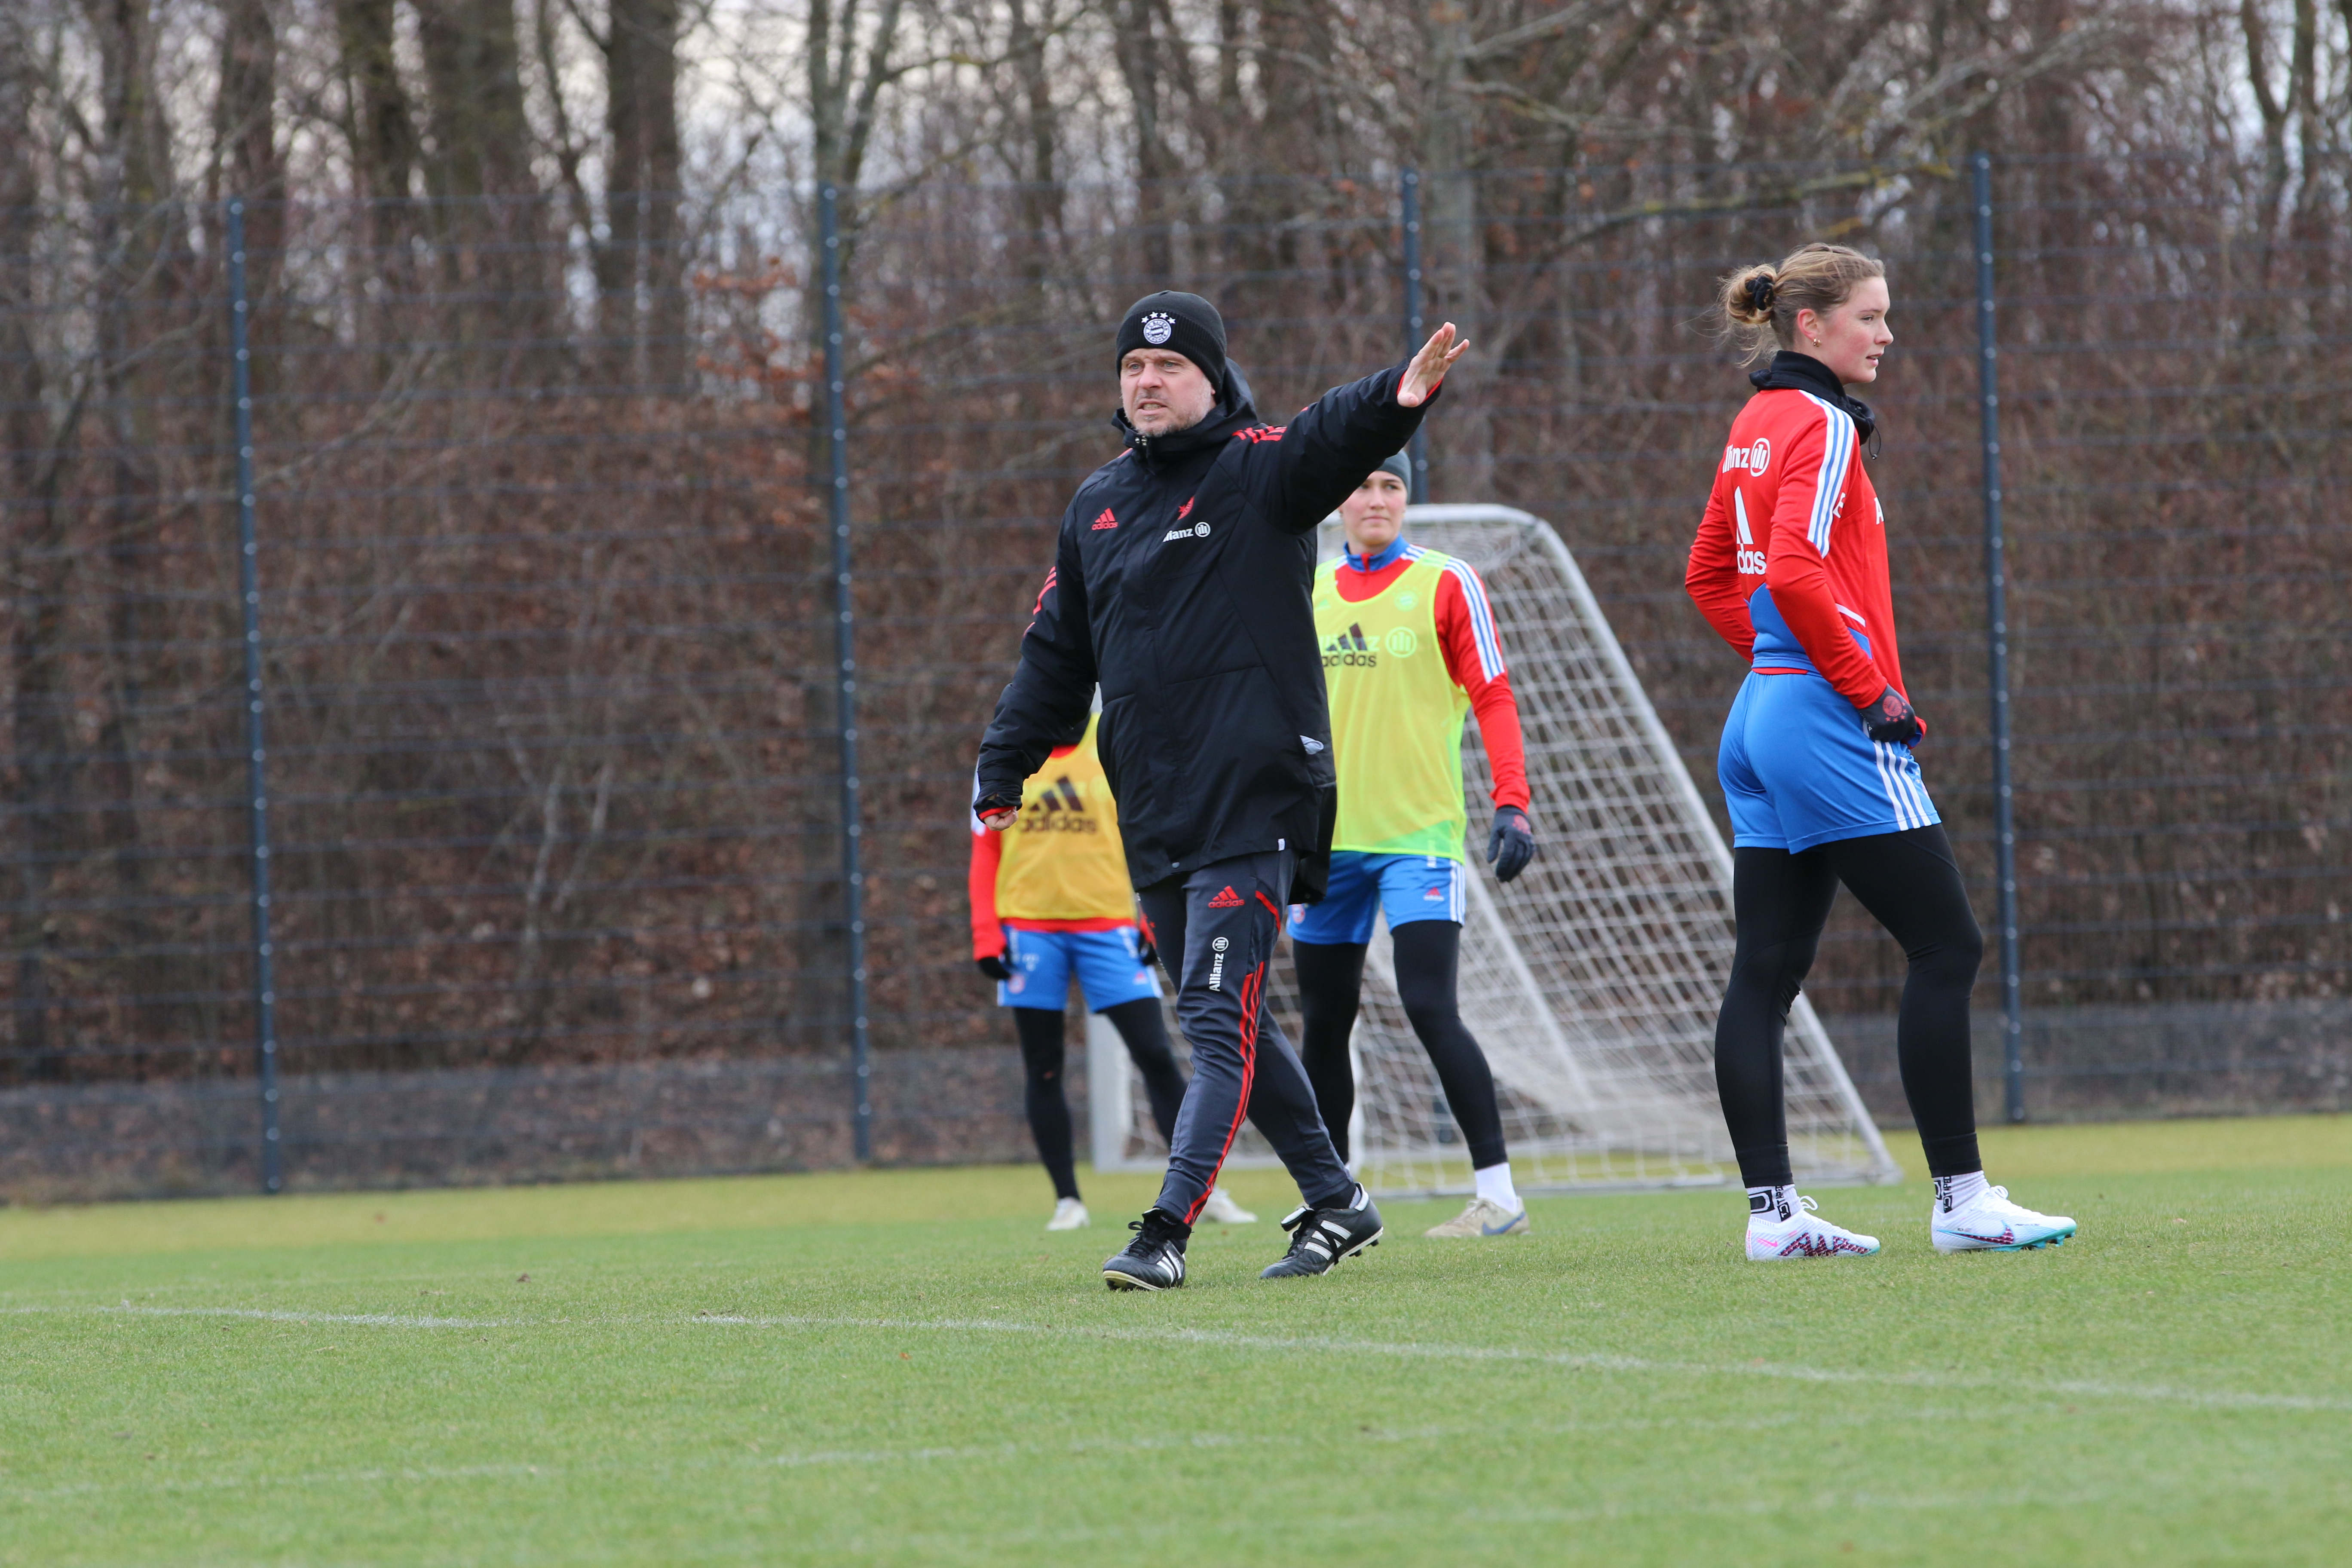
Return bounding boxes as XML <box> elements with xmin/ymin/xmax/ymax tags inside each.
<box><xmin>1115</xmin><ymin>291</ymin><xmax>1228</xmax><ymax>393</ymax></box>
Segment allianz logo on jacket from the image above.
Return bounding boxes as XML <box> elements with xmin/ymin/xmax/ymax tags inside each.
<box><xmin>1163</xmin><ymin>520</ymin><xmax>1211</xmax><ymax>542</ymax></box>
<box><xmin>1721</xmin><ymin>436</ymin><xmax>1771</xmax><ymax>475</ymax></box>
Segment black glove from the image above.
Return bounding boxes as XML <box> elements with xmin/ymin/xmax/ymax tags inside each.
<box><xmin>976</xmin><ymin>953</ymin><xmax>1011</xmax><ymax>982</ymax></box>
<box><xmin>1858</xmin><ymin>685</ymin><xmax>1924</xmax><ymax>746</ymax></box>
<box><xmin>972</xmin><ymin>785</ymin><xmax>1023</xmax><ymax>827</ymax></box>
<box><xmin>1485</xmin><ymin>805</ymin><xmax>1537</xmax><ymax>884</ymax></box>
<box><xmin>1133</xmin><ymin>932</ymin><xmax>1158</xmax><ymax>970</ymax></box>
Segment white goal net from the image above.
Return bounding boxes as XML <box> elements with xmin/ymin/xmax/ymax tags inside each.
<box><xmin>1088</xmin><ymin>505</ymin><xmax>1899</xmax><ymax>1196</ymax></box>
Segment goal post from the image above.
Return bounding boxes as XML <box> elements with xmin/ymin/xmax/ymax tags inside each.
<box><xmin>1090</xmin><ymin>505</ymin><xmax>1901</xmax><ymax>1195</ymax></box>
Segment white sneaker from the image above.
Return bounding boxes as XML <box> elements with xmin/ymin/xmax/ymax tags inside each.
<box><xmin>1424</xmin><ymin>1196</ymin><xmax>1531</xmax><ymax>1237</ymax></box>
<box><xmin>1745</xmin><ymin>1194</ymin><xmax>1880</xmax><ymax>1260</ymax></box>
<box><xmin>1199</xmin><ymin>1187</ymin><xmax>1257</xmax><ymax>1225</ymax></box>
<box><xmin>1046</xmin><ymin>1197</ymin><xmax>1089</xmax><ymax>1231</ymax></box>
<box><xmin>1931</xmin><ymin>1185</ymin><xmax>2076</xmax><ymax>1253</ymax></box>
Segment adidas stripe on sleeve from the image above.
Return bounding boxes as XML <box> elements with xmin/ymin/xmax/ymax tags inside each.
<box><xmin>1795</xmin><ymin>392</ymin><xmax>1858</xmax><ymax>557</ymax></box>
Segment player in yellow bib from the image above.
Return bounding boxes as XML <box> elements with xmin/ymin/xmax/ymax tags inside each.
<box><xmin>1291</xmin><ymin>452</ymin><xmax>1540</xmax><ymax>1237</ymax></box>
<box><xmin>970</xmin><ymin>711</ymin><xmax>1254</xmax><ymax>1231</ymax></box>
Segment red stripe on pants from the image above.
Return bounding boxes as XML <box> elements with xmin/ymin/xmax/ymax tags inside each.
<box><xmin>1183</xmin><ymin>960</ymin><xmax>1265</xmax><ymax>1224</ymax></box>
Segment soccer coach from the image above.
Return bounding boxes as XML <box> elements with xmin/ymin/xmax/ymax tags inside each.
<box><xmin>974</xmin><ymin>292</ymin><xmax>1467</xmax><ymax>1290</ymax></box>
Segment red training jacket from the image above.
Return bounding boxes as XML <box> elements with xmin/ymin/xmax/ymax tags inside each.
<box><xmin>1686</xmin><ymin>383</ymin><xmax>1907</xmax><ymax>710</ymax></box>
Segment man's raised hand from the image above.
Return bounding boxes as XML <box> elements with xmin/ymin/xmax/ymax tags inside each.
<box><xmin>1399</xmin><ymin>322</ymin><xmax>1469</xmax><ymax>408</ymax></box>
<box><xmin>974</xmin><ymin>787</ymin><xmax>1023</xmax><ymax>832</ymax></box>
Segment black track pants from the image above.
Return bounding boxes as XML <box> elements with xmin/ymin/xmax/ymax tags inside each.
<box><xmin>1138</xmin><ymin>851</ymin><xmax>1354</xmax><ymax>1224</ymax></box>
<box><xmin>1715</xmin><ymin>823</ymin><xmax>1984</xmax><ymax>1186</ymax></box>
<box><xmin>1294</xmin><ymin>922</ymin><xmax>1509</xmax><ymax>1170</ymax></box>
<box><xmin>1012</xmin><ymin>997</ymin><xmax>1188</xmax><ymax>1201</ymax></box>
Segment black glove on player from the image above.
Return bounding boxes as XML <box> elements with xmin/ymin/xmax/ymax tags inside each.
<box><xmin>1858</xmin><ymin>685</ymin><xmax>1924</xmax><ymax>746</ymax></box>
<box><xmin>1485</xmin><ymin>805</ymin><xmax>1537</xmax><ymax>884</ymax></box>
<box><xmin>976</xmin><ymin>952</ymin><xmax>1011</xmax><ymax>982</ymax></box>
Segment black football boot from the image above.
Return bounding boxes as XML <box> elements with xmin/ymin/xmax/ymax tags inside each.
<box><xmin>1260</xmin><ymin>1188</ymin><xmax>1384</xmax><ymax>1278</ymax></box>
<box><xmin>1102</xmin><ymin>1209</ymin><xmax>1191</xmax><ymax>1292</ymax></box>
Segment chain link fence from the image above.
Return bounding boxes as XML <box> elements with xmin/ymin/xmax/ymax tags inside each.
<box><xmin>4</xmin><ymin>152</ymin><xmax>2347</xmax><ymax>1199</ymax></box>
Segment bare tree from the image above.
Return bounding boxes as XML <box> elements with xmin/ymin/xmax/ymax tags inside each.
<box><xmin>416</xmin><ymin>0</ymin><xmax>553</xmax><ymax>374</ymax></box>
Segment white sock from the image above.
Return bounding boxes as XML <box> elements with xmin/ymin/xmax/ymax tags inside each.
<box><xmin>1933</xmin><ymin>1170</ymin><xmax>1989</xmax><ymax>1213</ymax></box>
<box><xmin>1747</xmin><ymin>1184</ymin><xmax>1798</xmax><ymax>1224</ymax></box>
<box><xmin>1473</xmin><ymin>1162</ymin><xmax>1520</xmax><ymax>1212</ymax></box>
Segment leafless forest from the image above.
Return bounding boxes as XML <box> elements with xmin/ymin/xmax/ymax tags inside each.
<box><xmin>5</xmin><ymin>0</ymin><xmax>2352</xmax><ymax>1158</ymax></box>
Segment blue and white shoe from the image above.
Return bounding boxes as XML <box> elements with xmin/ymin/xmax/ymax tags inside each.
<box><xmin>1932</xmin><ymin>1185</ymin><xmax>2077</xmax><ymax>1253</ymax></box>
<box><xmin>1424</xmin><ymin>1197</ymin><xmax>1530</xmax><ymax>1237</ymax></box>
<box><xmin>1199</xmin><ymin>1187</ymin><xmax>1258</xmax><ymax>1225</ymax></box>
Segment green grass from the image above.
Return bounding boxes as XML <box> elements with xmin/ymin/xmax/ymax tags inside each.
<box><xmin>3</xmin><ymin>1117</ymin><xmax>2346</xmax><ymax>1566</ymax></box>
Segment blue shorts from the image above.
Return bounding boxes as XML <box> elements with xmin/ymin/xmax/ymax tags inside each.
<box><xmin>996</xmin><ymin>925</ymin><xmax>1162</xmax><ymax>1012</ymax></box>
<box><xmin>1289</xmin><ymin>851</ymin><xmax>1467</xmax><ymax>946</ymax></box>
<box><xmin>1719</xmin><ymin>671</ymin><xmax>1941</xmax><ymax>853</ymax></box>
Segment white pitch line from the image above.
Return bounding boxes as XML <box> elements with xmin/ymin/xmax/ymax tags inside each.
<box><xmin>6</xmin><ymin>1304</ymin><xmax>510</xmax><ymax>1330</ymax></box>
<box><xmin>692</xmin><ymin>1312</ymin><xmax>2352</xmax><ymax>1415</ymax></box>
<box><xmin>17</xmin><ymin>1302</ymin><xmax>2341</xmax><ymax>1416</ymax></box>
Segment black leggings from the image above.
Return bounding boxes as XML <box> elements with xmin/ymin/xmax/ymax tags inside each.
<box><xmin>1716</xmin><ymin>823</ymin><xmax>1984</xmax><ymax>1187</ymax></box>
<box><xmin>1014</xmin><ymin>998</ymin><xmax>1187</xmax><ymax>1201</ymax></box>
<box><xmin>1293</xmin><ymin>921</ymin><xmax>1507</xmax><ymax>1170</ymax></box>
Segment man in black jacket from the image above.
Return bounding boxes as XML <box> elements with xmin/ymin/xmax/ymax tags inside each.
<box><xmin>974</xmin><ymin>291</ymin><xmax>1467</xmax><ymax>1290</ymax></box>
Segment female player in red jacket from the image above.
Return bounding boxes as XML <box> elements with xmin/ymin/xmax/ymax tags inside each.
<box><xmin>1687</xmin><ymin>242</ymin><xmax>2075</xmax><ymax>1260</ymax></box>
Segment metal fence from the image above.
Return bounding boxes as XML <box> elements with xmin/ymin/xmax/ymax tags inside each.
<box><xmin>4</xmin><ymin>151</ymin><xmax>2348</xmax><ymax>1199</ymax></box>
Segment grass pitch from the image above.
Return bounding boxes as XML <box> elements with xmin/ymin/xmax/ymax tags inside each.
<box><xmin>2</xmin><ymin>1118</ymin><xmax>2346</xmax><ymax>1566</ymax></box>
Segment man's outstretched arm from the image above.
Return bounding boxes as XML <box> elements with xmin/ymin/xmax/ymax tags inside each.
<box><xmin>1262</xmin><ymin>323</ymin><xmax>1469</xmax><ymax>531</ymax></box>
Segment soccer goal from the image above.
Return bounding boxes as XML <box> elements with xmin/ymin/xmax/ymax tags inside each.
<box><xmin>1087</xmin><ymin>504</ymin><xmax>1900</xmax><ymax>1195</ymax></box>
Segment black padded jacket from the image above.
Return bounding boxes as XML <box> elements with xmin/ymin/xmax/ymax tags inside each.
<box><xmin>974</xmin><ymin>365</ymin><xmax>1436</xmax><ymax>901</ymax></box>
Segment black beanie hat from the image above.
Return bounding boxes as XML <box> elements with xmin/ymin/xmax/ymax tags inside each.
<box><xmin>1115</xmin><ymin>291</ymin><xmax>1228</xmax><ymax>393</ymax></box>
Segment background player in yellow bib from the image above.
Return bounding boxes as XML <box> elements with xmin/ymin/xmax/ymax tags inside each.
<box><xmin>971</xmin><ymin>709</ymin><xmax>1254</xmax><ymax>1231</ymax></box>
<box><xmin>1291</xmin><ymin>452</ymin><xmax>1540</xmax><ymax>1237</ymax></box>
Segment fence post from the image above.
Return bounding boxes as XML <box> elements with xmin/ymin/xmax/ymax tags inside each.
<box><xmin>1971</xmin><ymin>153</ymin><xmax>2027</xmax><ymax>1124</ymax></box>
<box><xmin>1400</xmin><ymin>168</ymin><xmax>1429</xmax><ymax>503</ymax></box>
<box><xmin>819</xmin><ymin>184</ymin><xmax>873</xmax><ymax>1161</ymax></box>
<box><xmin>227</xmin><ymin>199</ymin><xmax>283</xmax><ymax>1191</ymax></box>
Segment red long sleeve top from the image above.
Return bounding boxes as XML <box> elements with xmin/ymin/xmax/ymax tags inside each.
<box><xmin>1686</xmin><ymin>385</ymin><xmax>1909</xmax><ymax>710</ymax></box>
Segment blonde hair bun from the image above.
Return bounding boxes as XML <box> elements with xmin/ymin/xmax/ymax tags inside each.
<box><xmin>1715</xmin><ymin>243</ymin><xmax>1884</xmax><ymax>365</ymax></box>
<box><xmin>1724</xmin><ymin>265</ymin><xmax>1777</xmax><ymax>326</ymax></box>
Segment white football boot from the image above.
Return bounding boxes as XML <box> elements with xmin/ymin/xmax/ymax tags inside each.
<box><xmin>1745</xmin><ymin>1193</ymin><xmax>1880</xmax><ymax>1260</ymax></box>
<box><xmin>1423</xmin><ymin>1196</ymin><xmax>1531</xmax><ymax>1237</ymax></box>
<box><xmin>1046</xmin><ymin>1197</ymin><xmax>1090</xmax><ymax>1231</ymax></box>
<box><xmin>1199</xmin><ymin>1187</ymin><xmax>1258</xmax><ymax>1225</ymax></box>
<box><xmin>1931</xmin><ymin>1185</ymin><xmax>2076</xmax><ymax>1253</ymax></box>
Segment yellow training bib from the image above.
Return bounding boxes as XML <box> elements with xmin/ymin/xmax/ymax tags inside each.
<box><xmin>996</xmin><ymin>715</ymin><xmax>1135</xmax><ymax>921</ymax></box>
<box><xmin>1314</xmin><ymin>550</ymin><xmax>1471</xmax><ymax>860</ymax></box>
